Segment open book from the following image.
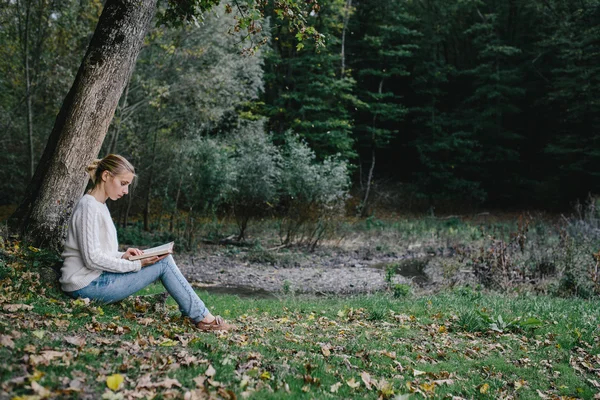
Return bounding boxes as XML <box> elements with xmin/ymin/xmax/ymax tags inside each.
<box><xmin>128</xmin><ymin>242</ymin><xmax>174</xmax><ymax>261</ymax></box>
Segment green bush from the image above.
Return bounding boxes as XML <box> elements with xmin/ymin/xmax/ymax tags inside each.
<box><xmin>226</xmin><ymin>123</ymin><xmax>281</xmax><ymax>240</ymax></box>
<box><xmin>278</xmin><ymin>133</ymin><xmax>350</xmax><ymax>248</ymax></box>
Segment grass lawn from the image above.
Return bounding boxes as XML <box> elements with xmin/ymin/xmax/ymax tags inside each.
<box><xmin>1</xmin><ymin>253</ymin><xmax>600</xmax><ymax>400</ymax></box>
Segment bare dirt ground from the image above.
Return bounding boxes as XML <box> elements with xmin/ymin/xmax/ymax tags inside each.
<box><xmin>174</xmin><ymin>243</ymin><xmax>461</xmax><ymax>297</ymax></box>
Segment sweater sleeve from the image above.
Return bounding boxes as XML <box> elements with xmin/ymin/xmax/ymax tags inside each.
<box><xmin>78</xmin><ymin>200</ymin><xmax>142</xmax><ymax>273</ymax></box>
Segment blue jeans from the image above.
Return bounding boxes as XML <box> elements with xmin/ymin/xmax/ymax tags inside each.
<box><xmin>67</xmin><ymin>255</ymin><xmax>209</xmax><ymax>323</ymax></box>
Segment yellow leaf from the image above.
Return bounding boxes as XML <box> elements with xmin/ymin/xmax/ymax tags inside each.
<box><xmin>106</xmin><ymin>374</ymin><xmax>124</xmax><ymax>391</ymax></box>
<box><xmin>28</xmin><ymin>246</ymin><xmax>40</xmax><ymax>252</ymax></box>
<box><xmin>420</xmin><ymin>381</ymin><xmax>435</xmax><ymax>393</ymax></box>
<box><xmin>480</xmin><ymin>383</ymin><xmax>490</xmax><ymax>394</ymax></box>
<box><xmin>159</xmin><ymin>339</ymin><xmax>178</xmax><ymax>347</ymax></box>
<box><xmin>260</xmin><ymin>371</ymin><xmax>271</xmax><ymax>380</ymax></box>
<box><xmin>514</xmin><ymin>379</ymin><xmax>527</xmax><ymax>390</ymax></box>
<box><xmin>73</xmin><ymin>298</ymin><xmax>90</xmax><ymax>306</ymax></box>
<box><xmin>438</xmin><ymin>325</ymin><xmax>447</xmax><ymax>333</ymax></box>
<box><xmin>31</xmin><ymin>369</ymin><xmax>45</xmax><ymax>381</ymax></box>
<box><xmin>32</xmin><ymin>330</ymin><xmax>45</xmax><ymax>339</ymax></box>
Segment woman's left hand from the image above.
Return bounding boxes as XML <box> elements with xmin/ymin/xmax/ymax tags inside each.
<box><xmin>122</xmin><ymin>248</ymin><xmax>143</xmax><ymax>260</ymax></box>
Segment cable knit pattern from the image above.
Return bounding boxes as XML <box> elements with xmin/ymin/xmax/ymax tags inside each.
<box><xmin>60</xmin><ymin>195</ymin><xmax>141</xmax><ymax>292</ymax></box>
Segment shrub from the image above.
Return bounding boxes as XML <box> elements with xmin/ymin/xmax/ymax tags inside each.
<box><xmin>178</xmin><ymin>137</ymin><xmax>235</xmax><ymax>248</ymax></box>
<box><xmin>226</xmin><ymin>122</ymin><xmax>281</xmax><ymax>240</ymax></box>
<box><xmin>278</xmin><ymin>133</ymin><xmax>350</xmax><ymax>249</ymax></box>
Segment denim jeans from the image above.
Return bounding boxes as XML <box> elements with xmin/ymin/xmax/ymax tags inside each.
<box><xmin>67</xmin><ymin>255</ymin><xmax>209</xmax><ymax>323</ymax></box>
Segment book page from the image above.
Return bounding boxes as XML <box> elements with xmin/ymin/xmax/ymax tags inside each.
<box><xmin>129</xmin><ymin>242</ymin><xmax>174</xmax><ymax>261</ymax></box>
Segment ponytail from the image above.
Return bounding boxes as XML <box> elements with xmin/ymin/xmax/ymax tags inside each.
<box><xmin>86</xmin><ymin>159</ymin><xmax>102</xmax><ymax>184</ymax></box>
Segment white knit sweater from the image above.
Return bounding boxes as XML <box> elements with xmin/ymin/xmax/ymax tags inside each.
<box><xmin>60</xmin><ymin>194</ymin><xmax>142</xmax><ymax>292</ymax></box>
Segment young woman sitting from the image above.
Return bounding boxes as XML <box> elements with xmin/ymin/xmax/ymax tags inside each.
<box><xmin>60</xmin><ymin>154</ymin><xmax>233</xmax><ymax>332</ymax></box>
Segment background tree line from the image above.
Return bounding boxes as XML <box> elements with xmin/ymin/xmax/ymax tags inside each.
<box><xmin>1</xmin><ymin>0</ymin><xmax>599</xmax><ymax>234</ymax></box>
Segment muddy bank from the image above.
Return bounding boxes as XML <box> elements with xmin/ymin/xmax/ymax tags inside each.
<box><xmin>174</xmin><ymin>245</ymin><xmax>471</xmax><ymax>297</ymax></box>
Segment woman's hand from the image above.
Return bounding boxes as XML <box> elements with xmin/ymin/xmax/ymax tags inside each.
<box><xmin>140</xmin><ymin>254</ymin><xmax>168</xmax><ymax>267</ymax></box>
<box><xmin>122</xmin><ymin>248</ymin><xmax>143</xmax><ymax>260</ymax></box>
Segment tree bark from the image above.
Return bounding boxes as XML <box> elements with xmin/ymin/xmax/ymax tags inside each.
<box><xmin>23</xmin><ymin>0</ymin><xmax>34</xmax><ymax>178</ymax></box>
<box><xmin>9</xmin><ymin>0</ymin><xmax>158</xmax><ymax>250</ymax></box>
<box><xmin>143</xmin><ymin>126</ymin><xmax>159</xmax><ymax>231</ymax></box>
<box><xmin>340</xmin><ymin>0</ymin><xmax>352</xmax><ymax>77</ymax></box>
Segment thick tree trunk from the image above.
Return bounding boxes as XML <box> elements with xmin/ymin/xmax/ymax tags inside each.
<box><xmin>9</xmin><ymin>0</ymin><xmax>158</xmax><ymax>251</ymax></box>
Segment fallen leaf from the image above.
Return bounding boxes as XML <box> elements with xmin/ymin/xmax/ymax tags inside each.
<box><xmin>420</xmin><ymin>381</ymin><xmax>435</xmax><ymax>393</ymax></box>
<box><xmin>0</xmin><ymin>334</ymin><xmax>15</xmax><ymax>349</ymax></box>
<box><xmin>536</xmin><ymin>389</ymin><xmax>549</xmax><ymax>399</ymax></box>
<box><xmin>514</xmin><ymin>379</ymin><xmax>527</xmax><ymax>390</ymax></box>
<box><xmin>31</xmin><ymin>370</ymin><xmax>45</xmax><ymax>381</ymax></box>
<box><xmin>3</xmin><ymin>304</ymin><xmax>33</xmax><ymax>312</ymax></box>
<box><xmin>68</xmin><ymin>378</ymin><xmax>84</xmax><ymax>391</ymax></box>
<box><xmin>588</xmin><ymin>379</ymin><xmax>600</xmax><ymax>389</ymax></box>
<box><xmin>321</xmin><ymin>344</ymin><xmax>331</xmax><ymax>357</ymax></box>
<box><xmin>101</xmin><ymin>390</ymin><xmax>124</xmax><ymax>400</ymax></box>
<box><xmin>31</xmin><ymin>380</ymin><xmax>51</xmax><ymax>398</ymax></box>
<box><xmin>433</xmin><ymin>379</ymin><xmax>454</xmax><ymax>386</ymax></box>
<box><xmin>32</xmin><ymin>330</ymin><xmax>45</xmax><ymax>339</ymax></box>
<box><xmin>361</xmin><ymin>371</ymin><xmax>373</xmax><ymax>390</ymax></box>
<box><xmin>347</xmin><ymin>377</ymin><xmax>360</xmax><ymax>389</ymax></box>
<box><xmin>73</xmin><ymin>298</ymin><xmax>90</xmax><ymax>306</ymax></box>
<box><xmin>65</xmin><ymin>336</ymin><xmax>86</xmax><ymax>347</ymax></box>
<box><xmin>260</xmin><ymin>371</ymin><xmax>271</xmax><ymax>380</ymax></box>
<box><xmin>193</xmin><ymin>375</ymin><xmax>206</xmax><ymax>388</ymax></box>
<box><xmin>480</xmin><ymin>383</ymin><xmax>490</xmax><ymax>394</ymax></box>
<box><xmin>106</xmin><ymin>374</ymin><xmax>124</xmax><ymax>391</ymax></box>
<box><xmin>159</xmin><ymin>339</ymin><xmax>178</xmax><ymax>347</ymax></box>
<box><xmin>156</xmin><ymin>377</ymin><xmax>181</xmax><ymax>389</ymax></box>
<box><xmin>330</xmin><ymin>382</ymin><xmax>342</xmax><ymax>393</ymax></box>
<box><xmin>205</xmin><ymin>365</ymin><xmax>216</xmax><ymax>378</ymax></box>
<box><xmin>413</xmin><ymin>369</ymin><xmax>426</xmax><ymax>377</ymax></box>
<box><xmin>29</xmin><ymin>350</ymin><xmax>69</xmax><ymax>366</ymax></box>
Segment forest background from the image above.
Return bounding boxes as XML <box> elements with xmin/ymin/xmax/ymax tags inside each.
<box><xmin>1</xmin><ymin>2</ymin><xmax>600</xmax><ymax>398</ymax></box>
<box><xmin>1</xmin><ymin>0</ymin><xmax>599</xmax><ymax>235</ymax></box>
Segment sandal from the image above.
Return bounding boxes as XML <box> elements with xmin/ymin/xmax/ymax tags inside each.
<box><xmin>196</xmin><ymin>315</ymin><xmax>235</xmax><ymax>332</ymax></box>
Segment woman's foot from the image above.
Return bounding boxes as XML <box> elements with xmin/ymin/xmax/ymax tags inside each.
<box><xmin>196</xmin><ymin>315</ymin><xmax>235</xmax><ymax>332</ymax></box>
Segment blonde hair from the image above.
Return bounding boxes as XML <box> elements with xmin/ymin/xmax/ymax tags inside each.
<box><xmin>86</xmin><ymin>154</ymin><xmax>135</xmax><ymax>187</ymax></box>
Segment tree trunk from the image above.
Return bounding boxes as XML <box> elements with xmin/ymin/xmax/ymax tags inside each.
<box><xmin>360</xmin><ymin>148</ymin><xmax>375</xmax><ymax>217</ymax></box>
<box><xmin>360</xmin><ymin>77</ymin><xmax>384</xmax><ymax>217</ymax></box>
<box><xmin>143</xmin><ymin>126</ymin><xmax>159</xmax><ymax>231</ymax></box>
<box><xmin>340</xmin><ymin>0</ymin><xmax>352</xmax><ymax>76</ymax></box>
<box><xmin>170</xmin><ymin>172</ymin><xmax>183</xmax><ymax>233</ymax></box>
<box><xmin>23</xmin><ymin>0</ymin><xmax>34</xmax><ymax>178</ymax></box>
<box><xmin>9</xmin><ymin>0</ymin><xmax>158</xmax><ymax>251</ymax></box>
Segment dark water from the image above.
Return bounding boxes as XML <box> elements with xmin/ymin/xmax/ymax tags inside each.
<box><xmin>369</xmin><ymin>257</ymin><xmax>430</xmax><ymax>284</ymax></box>
<box><xmin>195</xmin><ymin>284</ymin><xmax>278</xmax><ymax>299</ymax></box>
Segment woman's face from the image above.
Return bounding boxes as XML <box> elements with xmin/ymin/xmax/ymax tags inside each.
<box><xmin>103</xmin><ymin>171</ymin><xmax>134</xmax><ymax>201</ymax></box>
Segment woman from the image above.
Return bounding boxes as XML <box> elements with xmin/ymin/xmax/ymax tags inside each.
<box><xmin>60</xmin><ymin>154</ymin><xmax>233</xmax><ymax>332</ymax></box>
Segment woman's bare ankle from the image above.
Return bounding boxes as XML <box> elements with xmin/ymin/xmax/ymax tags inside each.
<box><xmin>201</xmin><ymin>313</ymin><xmax>215</xmax><ymax>323</ymax></box>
